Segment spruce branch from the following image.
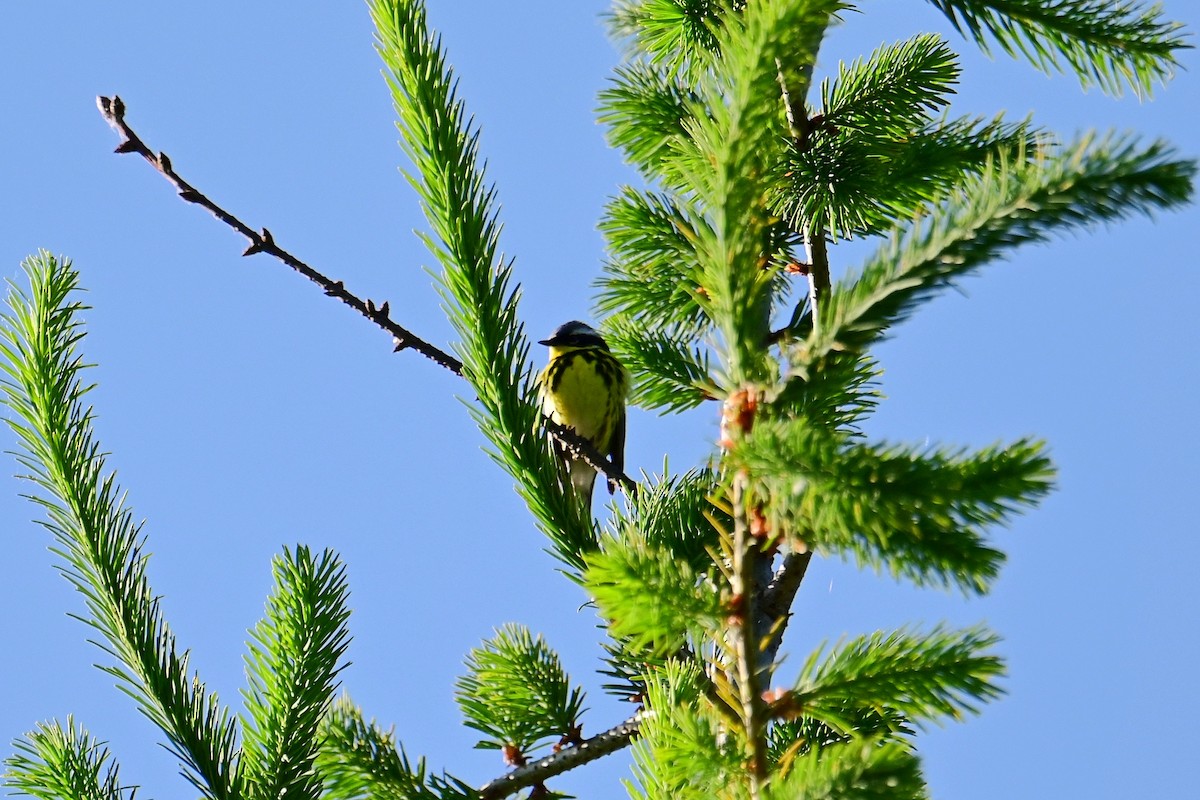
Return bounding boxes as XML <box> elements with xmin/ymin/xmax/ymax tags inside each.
<box><xmin>676</xmin><ymin>0</ymin><xmax>841</xmax><ymax>384</ymax></box>
<box><xmin>799</xmin><ymin>132</ymin><xmax>1195</xmax><ymax>373</ymax></box>
<box><xmin>606</xmin><ymin>0</ymin><xmax>725</xmax><ymax>78</ymax></box>
<box><xmin>793</xmin><ymin>626</ymin><xmax>1005</xmax><ymax>727</ymax></box>
<box><xmin>5</xmin><ymin>718</ymin><xmax>131</xmax><ymax>800</ymax></box>
<box><xmin>818</xmin><ymin>34</ymin><xmax>961</xmax><ymax>137</ymax></box>
<box><xmin>586</xmin><ymin>530</ymin><xmax>724</xmax><ymax>656</ymax></box>
<box><xmin>607</xmin><ymin>467</ymin><xmax>724</xmax><ymax>574</ymax></box>
<box><xmin>95</xmin><ymin>95</ymin><xmax>463</xmax><ymax>376</ymax></box>
<box><xmin>317</xmin><ymin>699</ymin><xmax>474</xmax><ymax>800</ymax></box>
<box><xmin>764</xmin><ymin>738</ymin><xmax>925</xmax><ymax>800</ymax></box>
<box><xmin>736</xmin><ymin>419</ymin><xmax>1055</xmax><ymax>594</ymax></box>
<box><xmin>598</xmin><ymin>62</ymin><xmax>699</xmax><ymax>188</ymax></box>
<box><xmin>765</xmin><ymin>705</ymin><xmax>913</xmax><ymax>767</ymax></box>
<box><xmin>241</xmin><ymin>547</ymin><xmax>352</xmax><ymax>800</ymax></box>
<box><xmin>371</xmin><ymin>0</ymin><xmax>638</xmax><ymax>569</ymax></box>
<box><xmin>928</xmin><ymin>0</ymin><xmax>1189</xmax><ymax>97</ymax></box>
<box><xmin>604</xmin><ymin>318</ymin><xmax>715</xmax><ymax>413</ymax></box>
<box><xmin>597</xmin><ymin>188</ymin><xmax>712</xmax><ymax>335</ymax></box>
<box><xmin>771</xmin><ymin>349</ymin><xmax>883</xmax><ymax>433</ymax></box>
<box><xmin>455</xmin><ymin>625</ymin><xmax>587</xmax><ymax>759</ymax></box>
<box><xmin>778</xmin><ymin>113</ymin><xmax>1041</xmax><ymax>240</ymax></box>
<box><xmin>629</xmin><ymin>660</ymin><xmax>741</xmax><ymax>800</ymax></box>
<box><xmin>778</xmin><ymin>37</ymin><xmax>1020</xmax><ymax>334</ymax></box>
<box><xmin>0</xmin><ymin>253</ymin><xmax>240</xmax><ymax>800</ymax></box>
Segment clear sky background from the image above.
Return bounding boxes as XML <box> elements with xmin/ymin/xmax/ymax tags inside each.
<box><xmin>1</xmin><ymin>2</ymin><xmax>1197</xmax><ymax>799</ymax></box>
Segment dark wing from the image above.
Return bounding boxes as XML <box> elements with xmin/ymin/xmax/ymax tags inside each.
<box><xmin>606</xmin><ymin>405</ymin><xmax>626</xmax><ymax>495</ymax></box>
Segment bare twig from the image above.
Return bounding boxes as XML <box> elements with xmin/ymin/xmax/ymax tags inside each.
<box><xmin>478</xmin><ymin>714</ymin><xmax>641</xmax><ymax>800</ymax></box>
<box><xmin>95</xmin><ymin>94</ymin><xmax>637</xmax><ymax>495</ymax></box>
<box><xmin>545</xmin><ymin>419</ymin><xmax>638</xmax><ymax>496</ymax></box>
<box><xmin>96</xmin><ymin>95</ymin><xmax>463</xmax><ymax>375</ymax></box>
<box><xmin>759</xmin><ymin>549</ymin><xmax>813</xmax><ymax>665</ymax></box>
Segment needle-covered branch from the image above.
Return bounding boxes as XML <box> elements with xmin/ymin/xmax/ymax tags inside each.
<box><xmin>818</xmin><ymin>34</ymin><xmax>962</xmax><ymax>137</ymax></box>
<box><xmin>4</xmin><ymin>718</ymin><xmax>130</xmax><ymax>800</ymax></box>
<box><xmin>928</xmin><ymin>0</ymin><xmax>1188</xmax><ymax>97</ymax></box>
<box><xmin>372</xmin><ymin>0</ymin><xmax>639</xmax><ymax>569</ymax></box>
<box><xmin>585</xmin><ymin>530</ymin><xmax>724</xmax><ymax>657</ymax></box>
<box><xmin>241</xmin><ymin>547</ymin><xmax>352</xmax><ymax>800</ymax></box>
<box><xmin>734</xmin><ymin>418</ymin><xmax>1055</xmax><ymax>594</ymax></box>
<box><xmin>317</xmin><ymin>699</ymin><xmax>475</xmax><ymax>800</ymax></box>
<box><xmin>606</xmin><ymin>0</ymin><xmax>725</xmax><ymax>79</ymax></box>
<box><xmin>597</xmin><ymin>188</ymin><xmax>713</xmax><ymax>335</ymax></box>
<box><xmin>598</xmin><ymin>62</ymin><xmax>699</xmax><ymax>190</ymax></box>
<box><xmin>778</xmin><ymin>36</ymin><xmax>1043</xmax><ymax>243</ymax></box>
<box><xmin>603</xmin><ymin>320</ymin><xmax>716</xmax><ymax>413</ymax></box>
<box><xmin>455</xmin><ymin>625</ymin><xmax>587</xmax><ymax>759</ymax></box>
<box><xmin>798</xmin><ymin>133</ymin><xmax>1195</xmax><ymax>375</ymax></box>
<box><xmin>764</xmin><ymin>739</ymin><xmax>926</xmax><ymax>800</ymax></box>
<box><xmin>628</xmin><ymin>660</ymin><xmax>743</xmax><ymax>800</ymax></box>
<box><xmin>0</xmin><ymin>253</ymin><xmax>240</xmax><ymax>800</ymax></box>
<box><xmin>675</xmin><ymin>0</ymin><xmax>841</xmax><ymax>385</ymax></box>
<box><xmin>791</xmin><ymin>626</ymin><xmax>1005</xmax><ymax>728</ymax></box>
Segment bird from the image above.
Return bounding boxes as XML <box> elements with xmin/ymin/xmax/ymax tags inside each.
<box><xmin>536</xmin><ymin>320</ymin><xmax>628</xmax><ymax>504</ymax></box>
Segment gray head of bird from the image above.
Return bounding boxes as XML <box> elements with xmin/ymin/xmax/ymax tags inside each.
<box><xmin>538</xmin><ymin>320</ymin><xmax>610</xmax><ymax>353</ymax></box>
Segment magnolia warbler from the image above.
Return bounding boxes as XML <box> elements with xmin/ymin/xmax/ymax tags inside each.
<box><xmin>537</xmin><ymin>320</ymin><xmax>628</xmax><ymax>503</ymax></box>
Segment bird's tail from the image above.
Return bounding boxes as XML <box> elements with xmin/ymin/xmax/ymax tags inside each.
<box><xmin>569</xmin><ymin>458</ymin><xmax>597</xmax><ymax>506</ymax></box>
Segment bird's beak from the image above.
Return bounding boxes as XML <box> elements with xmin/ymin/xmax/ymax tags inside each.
<box><xmin>537</xmin><ymin>337</ymin><xmax>555</xmax><ymax>346</ymax></box>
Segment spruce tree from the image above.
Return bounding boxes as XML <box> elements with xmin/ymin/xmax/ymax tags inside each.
<box><xmin>3</xmin><ymin>2</ymin><xmax>1192</xmax><ymax>800</ymax></box>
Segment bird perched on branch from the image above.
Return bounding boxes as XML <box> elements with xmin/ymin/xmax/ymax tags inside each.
<box><xmin>537</xmin><ymin>320</ymin><xmax>628</xmax><ymax>504</ymax></box>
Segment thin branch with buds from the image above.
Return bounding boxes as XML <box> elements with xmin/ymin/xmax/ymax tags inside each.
<box><xmin>477</xmin><ymin>714</ymin><xmax>642</xmax><ymax>800</ymax></box>
<box><xmin>96</xmin><ymin>95</ymin><xmax>464</xmax><ymax>376</ymax></box>
<box><xmin>758</xmin><ymin>548</ymin><xmax>813</xmax><ymax>666</ymax></box>
<box><xmin>95</xmin><ymin>94</ymin><xmax>636</xmax><ymax>496</ymax></box>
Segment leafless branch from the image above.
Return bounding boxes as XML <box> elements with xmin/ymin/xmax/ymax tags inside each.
<box><xmin>759</xmin><ymin>549</ymin><xmax>813</xmax><ymax>665</ymax></box>
<box><xmin>97</xmin><ymin>95</ymin><xmax>464</xmax><ymax>375</ymax></box>
<box><xmin>544</xmin><ymin>419</ymin><xmax>638</xmax><ymax>496</ymax></box>
<box><xmin>477</xmin><ymin>714</ymin><xmax>641</xmax><ymax>800</ymax></box>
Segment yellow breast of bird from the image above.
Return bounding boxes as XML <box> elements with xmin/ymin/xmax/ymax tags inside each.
<box><xmin>540</xmin><ymin>349</ymin><xmax>617</xmax><ymax>447</ymax></box>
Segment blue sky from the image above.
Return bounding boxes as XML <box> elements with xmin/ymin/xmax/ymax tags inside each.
<box><xmin>2</xmin><ymin>2</ymin><xmax>1197</xmax><ymax>799</ymax></box>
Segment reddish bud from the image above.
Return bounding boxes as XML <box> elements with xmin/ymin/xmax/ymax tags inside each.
<box><xmin>502</xmin><ymin>744</ymin><xmax>527</xmax><ymax>767</ymax></box>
